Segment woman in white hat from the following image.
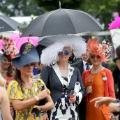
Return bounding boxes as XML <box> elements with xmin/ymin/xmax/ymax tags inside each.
<box><xmin>41</xmin><ymin>39</ymin><xmax>86</xmax><ymax>120</ymax></box>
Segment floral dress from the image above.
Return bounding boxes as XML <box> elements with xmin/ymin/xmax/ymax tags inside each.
<box><xmin>7</xmin><ymin>79</ymin><xmax>48</xmax><ymax>120</ymax></box>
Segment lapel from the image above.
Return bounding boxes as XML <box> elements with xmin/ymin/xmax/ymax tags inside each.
<box><xmin>52</xmin><ymin>64</ymin><xmax>74</xmax><ymax>87</ymax></box>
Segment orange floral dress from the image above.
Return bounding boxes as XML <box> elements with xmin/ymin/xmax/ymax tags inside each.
<box><xmin>82</xmin><ymin>67</ymin><xmax>115</xmax><ymax>120</ymax></box>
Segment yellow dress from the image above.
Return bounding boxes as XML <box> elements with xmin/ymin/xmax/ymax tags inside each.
<box><xmin>7</xmin><ymin>79</ymin><xmax>48</xmax><ymax>120</ymax></box>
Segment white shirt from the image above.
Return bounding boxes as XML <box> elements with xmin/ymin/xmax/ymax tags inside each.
<box><xmin>83</xmin><ymin>60</ymin><xmax>92</xmax><ymax>71</ymax></box>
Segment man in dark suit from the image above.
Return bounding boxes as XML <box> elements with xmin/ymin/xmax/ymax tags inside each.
<box><xmin>72</xmin><ymin>52</ymin><xmax>91</xmax><ymax>74</ymax></box>
<box><xmin>71</xmin><ymin>52</ymin><xmax>91</xmax><ymax>120</ymax></box>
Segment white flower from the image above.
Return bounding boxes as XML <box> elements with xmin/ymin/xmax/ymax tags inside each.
<box><xmin>102</xmin><ymin>76</ymin><xmax>107</xmax><ymax>81</ymax></box>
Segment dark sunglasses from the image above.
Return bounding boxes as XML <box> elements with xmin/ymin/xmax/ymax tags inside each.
<box><xmin>90</xmin><ymin>55</ymin><xmax>101</xmax><ymax>59</ymax></box>
<box><xmin>58</xmin><ymin>50</ymin><xmax>72</xmax><ymax>56</ymax></box>
<box><xmin>23</xmin><ymin>63</ymin><xmax>35</xmax><ymax>67</ymax></box>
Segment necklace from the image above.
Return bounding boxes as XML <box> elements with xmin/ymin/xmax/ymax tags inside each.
<box><xmin>91</xmin><ymin>65</ymin><xmax>103</xmax><ymax>74</ymax></box>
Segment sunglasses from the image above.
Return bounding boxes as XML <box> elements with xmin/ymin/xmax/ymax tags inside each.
<box><xmin>90</xmin><ymin>55</ymin><xmax>101</xmax><ymax>59</ymax></box>
<box><xmin>23</xmin><ymin>63</ymin><xmax>35</xmax><ymax>67</ymax></box>
<box><xmin>58</xmin><ymin>50</ymin><xmax>72</xmax><ymax>56</ymax></box>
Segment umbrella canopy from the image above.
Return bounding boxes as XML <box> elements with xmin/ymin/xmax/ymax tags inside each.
<box><xmin>0</xmin><ymin>15</ymin><xmax>20</xmax><ymax>32</ymax></box>
<box><xmin>22</xmin><ymin>8</ymin><xmax>103</xmax><ymax>37</ymax></box>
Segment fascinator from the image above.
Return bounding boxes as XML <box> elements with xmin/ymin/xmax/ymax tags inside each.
<box><xmin>87</xmin><ymin>38</ymin><xmax>110</xmax><ymax>61</ymax></box>
<box><xmin>0</xmin><ymin>35</ymin><xmax>19</xmax><ymax>61</ymax></box>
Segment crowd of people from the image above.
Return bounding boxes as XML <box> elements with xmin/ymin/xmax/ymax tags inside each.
<box><xmin>0</xmin><ymin>36</ymin><xmax>120</xmax><ymax>120</ymax></box>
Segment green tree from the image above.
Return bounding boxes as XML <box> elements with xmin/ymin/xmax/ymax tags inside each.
<box><xmin>35</xmin><ymin>0</ymin><xmax>120</xmax><ymax>29</ymax></box>
<box><xmin>0</xmin><ymin>0</ymin><xmax>44</xmax><ymax>16</ymax></box>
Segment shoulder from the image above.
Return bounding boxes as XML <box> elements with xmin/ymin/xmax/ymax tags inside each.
<box><xmin>35</xmin><ymin>79</ymin><xmax>46</xmax><ymax>85</ymax></box>
<box><xmin>103</xmin><ymin>67</ymin><xmax>112</xmax><ymax>74</ymax></box>
<box><xmin>7</xmin><ymin>80</ymin><xmax>20</xmax><ymax>94</ymax></box>
<box><xmin>42</xmin><ymin>65</ymin><xmax>53</xmax><ymax>72</ymax></box>
<box><xmin>8</xmin><ymin>80</ymin><xmax>19</xmax><ymax>87</ymax></box>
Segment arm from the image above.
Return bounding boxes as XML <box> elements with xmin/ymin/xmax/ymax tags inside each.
<box><xmin>34</xmin><ymin>95</ymin><xmax>54</xmax><ymax>112</ymax></box>
<box><xmin>77</xmin><ymin>68</ymin><xmax>85</xmax><ymax>95</ymax></box>
<box><xmin>1</xmin><ymin>87</ymin><xmax>13</xmax><ymax>120</ymax></box>
<box><xmin>11</xmin><ymin>90</ymin><xmax>49</xmax><ymax>111</ymax></box>
<box><xmin>0</xmin><ymin>74</ymin><xmax>6</xmax><ymax>87</ymax></box>
<box><xmin>106</xmin><ymin>69</ymin><xmax>116</xmax><ymax>98</ymax></box>
<box><xmin>74</xmin><ymin>68</ymin><xmax>84</xmax><ymax>104</ymax></box>
<box><xmin>41</xmin><ymin>66</ymin><xmax>50</xmax><ymax>88</ymax></box>
<box><xmin>90</xmin><ymin>97</ymin><xmax>116</xmax><ymax>108</ymax></box>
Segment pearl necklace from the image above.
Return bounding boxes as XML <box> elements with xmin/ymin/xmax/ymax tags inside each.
<box><xmin>91</xmin><ymin>65</ymin><xmax>103</xmax><ymax>74</ymax></box>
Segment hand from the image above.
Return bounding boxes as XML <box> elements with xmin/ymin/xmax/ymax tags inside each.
<box><xmin>38</xmin><ymin>90</ymin><xmax>49</xmax><ymax>101</ymax></box>
<box><xmin>109</xmin><ymin>103</ymin><xmax>120</xmax><ymax>113</ymax></box>
<box><xmin>90</xmin><ymin>97</ymin><xmax>116</xmax><ymax>108</ymax></box>
<box><xmin>43</xmin><ymin>113</ymin><xmax>49</xmax><ymax>120</ymax></box>
<box><xmin>69</xmin><ymin>95</ymin><xmax>76</xmax><ymax>103</ymax></box>
<box><xmin>86</xmin><ymin>86</ymin><xmax>92</xmax><ymax>94</ymax></box>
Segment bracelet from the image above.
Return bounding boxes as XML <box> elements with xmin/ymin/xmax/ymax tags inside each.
<box><xmin>34</xmin><ymin>96</ymin><xmax>39</xmax><ymax>102</ymax></box>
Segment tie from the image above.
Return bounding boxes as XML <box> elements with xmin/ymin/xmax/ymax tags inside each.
<box><xmin>86</xmin><ymin>63</ymin><xmax>90</xmax><ymax>70</ymax></box>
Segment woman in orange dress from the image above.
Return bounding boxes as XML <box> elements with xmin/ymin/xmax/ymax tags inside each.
<box><xmin>82</xmin><ymin>38</ymin><xmax>115</xmax><ymax>120</ymax></box>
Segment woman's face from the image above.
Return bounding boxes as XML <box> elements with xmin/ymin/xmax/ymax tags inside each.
<box><xmin>90</xmin><ymin>54</ymin><xmax>102</xmax><ymax>66</ymax></box>
<box><xmin>18</xmin><ymin>63</ymin><xmax>35</xmax><ymax>76</ymax></box>
<box><xmin>58</xmin><ymin>47</ymin><xmax>72</xmax><ymax>63</ymax></box>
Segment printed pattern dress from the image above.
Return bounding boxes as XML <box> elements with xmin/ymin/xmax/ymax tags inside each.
<box><xmin>50</xmin><ymin>87</ymin><xmax>79</xmax><ymax>120</ymax></box>
<box><xmin>7</xmin><ymin>79</ymin><xmax>48</xmax><ymax>120</ymax></box>
<box><xmin>43</xmin><ymin>64</ymin><xmax>83</xmax><ymax>120</ymax></box>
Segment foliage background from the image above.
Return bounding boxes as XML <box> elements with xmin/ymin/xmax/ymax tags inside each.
<box><xmin>0</xmin><ymin>0</ymin><xmax>120</xmax><ymax>29</ymax></box>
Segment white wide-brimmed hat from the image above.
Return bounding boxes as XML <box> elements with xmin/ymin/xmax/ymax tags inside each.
<box><xmin>41</xmin><ymin>36</ymin><xmax>86</xmax><ymax>66</ymax></box>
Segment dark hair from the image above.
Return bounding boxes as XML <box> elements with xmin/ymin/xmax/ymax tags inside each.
<box><xmin>6</xmin><ymin>64</ymin><xmax>15</xmax><ymax>77</ymax></box>
<box><xmin>15</xmin><ymin>69</ymin><xmax>24</xmax><ymax>92</ymax></box>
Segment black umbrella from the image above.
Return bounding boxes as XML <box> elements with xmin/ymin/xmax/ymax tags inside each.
<box><xmin>22</xmin><ymin>8</ymin><xmax>103</xmax><ymax>37</ymax></box>
<box><xmin>0</xmin><ymin>15</ymin><xmax>20</xmax><ymax>32</ymax></box>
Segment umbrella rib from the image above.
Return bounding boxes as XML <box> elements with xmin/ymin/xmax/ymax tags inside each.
<box><xmin>39</xmin><ymin>10</ymin><xmax>59</xmax><ymax>36</ymax></box>
<box><xmin>63</xmin><ymin>9</ymin><xmax>77</xmax><ymax>33</ymax></box>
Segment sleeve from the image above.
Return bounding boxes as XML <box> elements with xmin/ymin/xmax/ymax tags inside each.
<box><xmin>41</xmin><ymin>66</ymin><xmax>50</xmax><ymax>88</ymax></box>
<box><xmin>82</xmin><ymin>71</ymin><xmax>88</xmax><ymax>87</ymax></box>
<box><xmin>38</xmin><ymin>79</ymin><xmax>50</xmax><ymax>94</ymax></box>
<box><xmin>7</xmin><ymin>80</ymin><xmax>23</xmax><ymax>100</ymax></box>
<box><xmin>76</xmin><ymin>68</ymin><xmax>85</xmax><ymax>104</ymax></box>
<box><xmin>106</xmin><ymin>69</ymin><xmax>116</xmax><ymax>98</ymax></box>
<box><xmin>77</xmin><ymin>68</ymin><xmax>85</xmax><ymax>95</ymax></box>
